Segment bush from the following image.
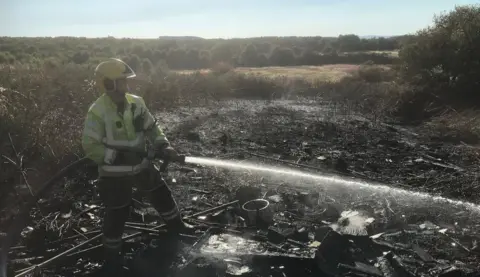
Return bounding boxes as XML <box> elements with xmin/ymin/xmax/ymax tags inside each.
<box><xmin>399</xmin><ymin>4</ymin><xmax>480</xmax><ymax>110</ymax></box>
<box><xmin>0</xmin><ymin>52</ymin><xmax>15</xmax><ymax>64</ymax></box>
<box><xmin>424</xmin><ymin>110</ymin><xmax>480</xmax><ymax>144</ymax></box>
<box><xmin>72</xmin><ymin>51</ymin><xmax>90</xmax><ymax>64</ymax></box>
<box><xmin>0</xmin><ymin>64</ymin><xmax>95</xmax><ymax>195</ymax></box>
<box><xmin>355</xmin><ymin>65</ymin><xmax>396</xmax><ymax>83</ymax></box>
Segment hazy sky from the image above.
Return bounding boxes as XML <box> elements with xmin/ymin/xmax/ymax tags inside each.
<box><xmin>1</xmin><ymin>0</ymin><xmax>478</xmax><ymax>38</ymax></box>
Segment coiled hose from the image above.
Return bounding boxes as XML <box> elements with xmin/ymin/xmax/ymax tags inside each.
<box><xmin>0</xmin><ymin>157</ymin><xmax>90</xmax><ymax>277</ymax></box>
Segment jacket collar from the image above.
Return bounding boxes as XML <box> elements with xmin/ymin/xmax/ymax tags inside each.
<box><xmin>103</xmin><ymin>93</ymin><xmax>132</xmax><ymax>109</ymax></box>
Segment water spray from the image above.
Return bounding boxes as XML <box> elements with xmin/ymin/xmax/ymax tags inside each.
<box><xmin>184</xmin><ymin>156</ymin><xmax>480</xmax><ymax>213</ymax></box>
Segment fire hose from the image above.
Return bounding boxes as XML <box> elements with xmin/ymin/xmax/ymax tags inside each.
<box><xmin>0</xmin><ymin>146</ymin><xmax>185</xmax><ymax>277</ymax></box>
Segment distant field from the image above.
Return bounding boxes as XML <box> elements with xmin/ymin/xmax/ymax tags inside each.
<box><xmin>176</xmin><ymin>64</ymin><xmax>378</xmax><ymax>82</ymax></box>
<box><xmin>351</xmin><ymin>50</ymin><xmax>399</xmax><ymax>57</ymax></box>
<box><xmin>236</xmin><ymin>65</ymin><xmax>362</xmax><ymax>82</ymax></box>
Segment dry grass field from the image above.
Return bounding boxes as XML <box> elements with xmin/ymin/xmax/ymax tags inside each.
<box><xmin>176</xmin><ymin>64</ymin><xmax>392</xmax><ymax>83</ymax></box>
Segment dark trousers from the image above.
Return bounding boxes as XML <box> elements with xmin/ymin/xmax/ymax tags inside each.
<box><xmin>96</xmin><ymin>164</ymin><xmax>183</xmax><ymax>261</ymax></box>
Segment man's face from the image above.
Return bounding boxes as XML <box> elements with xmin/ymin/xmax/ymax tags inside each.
<box><xmin>114</xmin><ymin>78</ymin><xmax>129</xmax><ymax>93</ymax></box>
<box><xmin>107</xmin><ymin>77</ymin><xmax>129</xmax><ymax>104</ymax></box>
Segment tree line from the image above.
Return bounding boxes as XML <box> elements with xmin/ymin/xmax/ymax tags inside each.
<box><xmin>0</xmin><ymin>34</ymin><xmax>406</xmax><ymax>70</ymax></box>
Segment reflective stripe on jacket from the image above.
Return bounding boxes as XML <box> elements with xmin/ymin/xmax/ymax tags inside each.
<box><xmin>81</xmin><ymin>93</ymin><xmax>168</xmax><ymax>177</ymax></box>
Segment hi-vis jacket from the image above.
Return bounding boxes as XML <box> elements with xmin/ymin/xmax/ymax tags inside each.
<box><xmin>81</xmin><ymin>93</ymin><xmax>168</xmax><ymax>177</ymax></box>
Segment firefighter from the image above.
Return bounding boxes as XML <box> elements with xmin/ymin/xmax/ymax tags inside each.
<box><xmin>81</xmin><ymin>58</ymin><xmax>193</xmax><ymax>274</ymax></box>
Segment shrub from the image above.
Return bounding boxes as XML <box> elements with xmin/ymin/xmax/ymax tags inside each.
<box><xmin>355</xmin><ymin>65</ymin><xmax>396</xmax><ymax>83</ymax></box>
<box><xmin>424</xmin><ymin>110</ymin><xmax>480</xmax><ymax>144</ymax></box>
<box><xmin>398</xmin><ymin>4</ymin><xmax>480</xmax><ymax>110</ymax></box>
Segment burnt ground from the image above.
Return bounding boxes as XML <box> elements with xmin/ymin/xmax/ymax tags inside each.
<box><xmin>2</xmin><ymin>99</ymin><xmax>480</xmax><ymax>277</ymax></box>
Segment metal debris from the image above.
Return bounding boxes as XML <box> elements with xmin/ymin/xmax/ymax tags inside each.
<box><xmin>5</xmin><ymin>184</ymin><xmax>480</xmax><ymax>277</ymax></box>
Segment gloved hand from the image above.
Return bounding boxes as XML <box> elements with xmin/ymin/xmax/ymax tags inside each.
<box><xmin>162</xmin><ymin>146</ymin><xmax>180</xmax><ymax>161</ymax></box>
<box><xmin>155</xmin><ymin>143</ymin><xmax>179</xmax><ymax>161</ymax></box>
<box><xmin>104</xmin><ymin>148</ymin><xmax>117</xmax><ymax>165</ymax></box>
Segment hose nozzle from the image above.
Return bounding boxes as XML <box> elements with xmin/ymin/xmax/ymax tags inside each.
<box><xmin>176</xmin><ymin>154</ymin><xmax>186</xmax><ymax>164</ymax></box>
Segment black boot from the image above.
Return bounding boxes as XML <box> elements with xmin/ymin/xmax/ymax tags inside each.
<box><xmin>100</xmin><ymin>247</ymin><xmax>125</xmax><ymax>277</ymax></box>
<box><xmin>101</xmin><ymin>252</ymin><xmax>124</xmax><ymax>277</ymax></box>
